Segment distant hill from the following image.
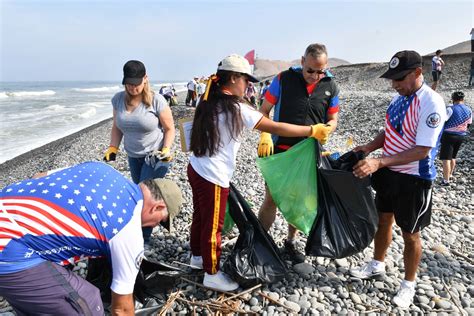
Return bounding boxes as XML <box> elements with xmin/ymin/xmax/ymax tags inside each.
<box><xmin>426</xmin><ymin>40</ymin><xmax>472</xmax><ymax>56</ymax></box>
<box><xmin>254</xmin><ymin>57</ymin><xmax>350</xmax><ymax>78</ymax></box>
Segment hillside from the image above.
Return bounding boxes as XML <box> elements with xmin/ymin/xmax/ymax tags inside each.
<box><xmin>255</xmin><ymin>40</ymin><xmax>472</xmax><ymax>79</ymax></box>
<box><xmin>254</xmin><ymin>57</ymin><xmax>351</xmax><ymax>78</ymax></box>
<box><xmin>427</xmin><ymin>40</ymin><xmax>472</xmax><ymax>56</ymax></box>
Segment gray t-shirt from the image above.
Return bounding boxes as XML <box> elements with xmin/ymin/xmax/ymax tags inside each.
<box><xmin>112</xmin><ymin>91</ymin><xmax>167</xmax><ymax>158</ymax></box>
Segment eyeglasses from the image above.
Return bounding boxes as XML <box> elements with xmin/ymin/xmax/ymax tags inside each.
<box><xmin>306</xmin><ymin>68</ymin><xmax>326</xmax><ymax>75</ymax></box>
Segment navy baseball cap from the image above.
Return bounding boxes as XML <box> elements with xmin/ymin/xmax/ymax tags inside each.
<box><xmin>122</xmin><ymin>60</ymin><xmax>146</xmax><ymax>85</ymax></box>
<box><xmin>380</xmin><ymin>51</ymin><xmax>422</xmax><ymax>80</ymax></box>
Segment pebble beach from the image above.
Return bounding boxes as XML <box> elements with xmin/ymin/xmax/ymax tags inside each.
<box><xmin>0</xmin><ymin>53</ymin><xmax>473</xmax><ymax>315</ymax></box>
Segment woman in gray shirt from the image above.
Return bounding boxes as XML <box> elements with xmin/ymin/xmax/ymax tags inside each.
<box><xmin>104</xmin><ymin>60</ymin><xmax>175</xmax><ymax>243</ymax></box>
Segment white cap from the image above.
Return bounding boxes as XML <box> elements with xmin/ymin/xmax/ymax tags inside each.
<box><xmin>217</xmin><ymin>54</ymin><xmax>259</xmax><ymax>82</ymax></box>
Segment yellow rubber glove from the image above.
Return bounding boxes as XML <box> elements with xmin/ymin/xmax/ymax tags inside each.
<box><xmin>158</xmin><ymin>147</ymin><xmax>173</xmax><ymax>162</ymax></box>
<box><xmin>103</xmin><ymin>146</ymin><xmax>118</xmax><ymax>162</ymax></box>
<box><xmin>257</xmin><ymin>132</ymin><xmax>274</xmax><ymax>157</ymax></box>
<box><xmin>310</xmin><ymin>124</ymin><xmax>332</xmax><ymax>144</ymax></box>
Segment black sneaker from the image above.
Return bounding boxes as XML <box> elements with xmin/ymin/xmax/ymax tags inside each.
<box><xmin>283</xmin><ymin>240</ymin><xmax>305</xmax><ymax>264</ymax></box>
<box><xmin>440</xmin><ymin>180</ymin><xmax>450</xmax><ymax>187</ymax></box>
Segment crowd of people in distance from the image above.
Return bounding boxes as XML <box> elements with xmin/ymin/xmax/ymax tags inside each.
<box><xmin>0</xmin><ymin>42</ymin><xmax>471</xmax><ymax>315</ymax></box>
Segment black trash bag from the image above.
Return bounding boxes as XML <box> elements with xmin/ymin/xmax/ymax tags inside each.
<box><xmin>222</xmin><ymin>183</ymin><xmax>287</xmax><ymax>288</ymax></box>
<box><xmin>134</xmin><ymin>258</ymin><xmax>185</xmax><ymax>304</ymax></box>
<box><xmin>305</xmin><ymin>147</ymin><xmax>378</xmax><ymax>258</ymax></box>
<box><xmin>86</xmin><ymin>257</ymin><xmax>184</xmax><ymax>306</ymax></box>
<box><xmin>86</xmin><ymin>257</ymin><xmax>112</xmax><ymax>304</ymax></box>
<box><xmin>329</xmin><ymin>150</ymin><xmax>365</xmax><ymax>171</ymax></box>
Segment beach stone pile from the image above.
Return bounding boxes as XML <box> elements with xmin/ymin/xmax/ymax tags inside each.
<box><xmin>0</xmin><ymin>54</ymin><xmax>472</xmax><ymax>315</ymax></box>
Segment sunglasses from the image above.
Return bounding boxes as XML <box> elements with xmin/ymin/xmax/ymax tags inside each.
<box><xmin>394</xmin><ymin>71</ymin><xmax>414</xmax><ymax>82</ymax></box>
<box><xmin>305</xmin><ymin>68</ymin><xmax>326</xmax><ymax>75</ymax></box>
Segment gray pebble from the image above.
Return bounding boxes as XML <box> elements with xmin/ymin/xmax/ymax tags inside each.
<box><xmin>284</xmin><ymin>301</ymin><xmax>301</xmax><ymax>313</ymax></box>
<box><xmin>435</xmin><ymin>299</ymin><xmax>452</xmax><ymax>309</ymax></box>
<box><xmin>417</xmin><ymin>295</ymin><xmax>430</xmax><ymax>305</ymax></box>
<box><xmin>350</xmin><ymin>292</ymin><xmax>362</xmax><ymax>304</ymax></box>
<box><xmin>293</xmin><ymin>262</ymin><xmax>315</xmax><ymax>275</ymax></box>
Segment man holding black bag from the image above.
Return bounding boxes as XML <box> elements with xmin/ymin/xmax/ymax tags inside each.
<box><xmin>350</xmin><ymin>51</ymin><xmax>445</xmax><ymax>309</ymax></box>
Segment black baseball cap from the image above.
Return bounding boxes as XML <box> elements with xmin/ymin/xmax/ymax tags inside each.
<box><xmin>380</xmin><ymin>50</ymin><xmax>422</xmax><ymax>80</ymax></box>
<box><xmin>122</xmin><ymin>60</ymin><xmax>146</xmax><ymax>85</ymax></box>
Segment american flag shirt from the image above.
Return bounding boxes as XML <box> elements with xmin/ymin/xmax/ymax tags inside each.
<box><xmin>0</xmin><ymin>162</ymin><xmax>145</xmax><ymax>295</ymax></box>
<box><xmin>383</xmin><ymin>84</ymin><xmax>446</xmax><ymax>180</ymax></box>
<box><xmin>444</xmin><ymin>103</ymin><xmax>472</xmax><ymax>136</ymax></box>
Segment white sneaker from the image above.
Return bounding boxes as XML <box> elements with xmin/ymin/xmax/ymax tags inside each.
<box><xmin>203</xmin><ymin>271</ymin><xmax>239</xmax><ymax>292</ymax></box>
<box><xmin>393</xmin><ymin>284</ymin><xmax>415</xmax><ymax>309</ymax></box>
<box><xmin>349</xmin><ymin>260</ymin><xmax>385</xmax><ymax>279</ymax></box>
<box><xmin>189</xmin><ymin>255</ymin><xmax>203</xmax><ymax>269</ymax></box>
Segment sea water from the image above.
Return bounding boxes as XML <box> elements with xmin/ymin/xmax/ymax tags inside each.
<box><xmin>0</xmin><ymin>81</ymin><xmax>187</xmax><ymax>164</ymax></box>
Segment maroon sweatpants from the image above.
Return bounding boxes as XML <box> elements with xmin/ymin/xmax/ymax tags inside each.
<box><xmin>187</xmin><ymin>163</ymin><xmax>229</xmax><ymax>274</ymax></box>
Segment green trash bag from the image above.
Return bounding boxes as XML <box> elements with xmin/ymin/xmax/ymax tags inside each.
<box><xmin>222</xmin><ymin>201</ymin><xmax>235</xmax><ymax>235</ymax></box>
<box><xmin>256</xmin><ymin>138</ymin><xmax>318</xmax><ymax>235</ymax></box>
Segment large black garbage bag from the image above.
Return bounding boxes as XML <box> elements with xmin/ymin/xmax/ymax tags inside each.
<box><xmin>86</xmin><ymin>257</ymin><xmax>112</xmax><ymax>304</ymax></box>
<box><xmin>86</xmin><ymin>257</ymin><xmax>184</xmax><ymax>305</ymax></box>
<box><xmin>133</xmin><ymin>258</ymin><xmax>185</xmax><ymax>304</ymax></box>
<box><xmin>305</xmin><ymin>148</ymin><xmax>378</xmax><ymax>258</ymax></box>
<box><xmin>222</xmin><ymin>183</ymin><xmax>287</xmax><ymax>288</ymax></box>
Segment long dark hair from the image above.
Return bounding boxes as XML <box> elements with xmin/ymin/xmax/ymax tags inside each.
<box><xmin>190</xmin><ymin>70</ymin><xmax>245</xmax><ymax>157</ymax></box>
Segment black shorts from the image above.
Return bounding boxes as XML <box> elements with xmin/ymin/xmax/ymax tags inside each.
<box><xmin>439</xmin><ymin>133</ymin><xmax>466</xmax><ymax>160</ymax></box>
<box><xmin>371</xmin><ymin>168</ymin><xmax>433</xmax><ymax>233</ymax></box>
<box><xmin>432</xmin><ymin>70</ymin><xmax>441</xmax><ymax>82</ymax></box>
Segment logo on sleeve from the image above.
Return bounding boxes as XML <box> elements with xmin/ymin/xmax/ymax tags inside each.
<box><xmin>426</xmin><ymin>112</ymin><xmax>441</xmax><ymax>128</ymax></box>
<box><xmin>325</xmin><ymin>91</ymin><xmax>331</xmax><ymax>96</ymax></box>
<box><xmin>135</xmin><ymin>250</ymin><xmax>144</xmax><ymax>269</ymax></box>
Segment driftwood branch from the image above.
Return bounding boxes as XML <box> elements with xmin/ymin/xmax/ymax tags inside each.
<box><xmin>258</xmin><ymin>291</ymin><xmax>295</xmax><ymax>312</ymax></box>
<box><xmin>450</xmin><ymin>249</ymin><xmax>474</xmax><ymax>265</ymax></box>
<box><xmin>442</xmin><ymin>278</ymin><xmax>467</xmax><ymax>316</ymax></box>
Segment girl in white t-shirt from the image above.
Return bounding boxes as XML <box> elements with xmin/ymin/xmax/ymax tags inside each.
<box><xmin>187</xmin><ymin>54</ymin><xmax>331</xmax><ymax>291</ymax></box>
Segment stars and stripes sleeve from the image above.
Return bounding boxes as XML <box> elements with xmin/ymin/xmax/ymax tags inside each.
<box><xmin>416</xmin><ymin>93</ymin><xmax>446</xmax><ymax>147</ymax></box>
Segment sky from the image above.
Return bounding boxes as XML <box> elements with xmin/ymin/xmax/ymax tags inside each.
<box><xmin>0</xmin><ymin>0</ymin><xmax>472</xmax><ymax>82</ymax></box>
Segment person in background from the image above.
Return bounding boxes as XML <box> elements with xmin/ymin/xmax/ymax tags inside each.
<box><xmin>187</xmin><ymin>54</ymin><xmax>331</xmax><ymax>291</ymax></box>
<box><xmin>259</xmin><ymin>80</ymin><xmax>271</xmax><ymax>108</ymax></box>
<box><xmin>245</xmin><ymin>82</ymin><xmax>257</xmax><ymax>106</ymax></box>
<box><xmin>0</xmin><ymin>161</ymin><xmax>184</xmax><ymax>316</ymax></box>
<box><xmin>439</xmin><ymin>91</ymin><xmax>472</xmax><ymax>186</ymax></box>
<box><xmin>103</xmin><ymin>60</ymin><xmax>176</xmax><ymax>244</ymax></box>
<box><xmin>350</xmin><ymin>50</ymin><xmax>446</xmax><ymax>309</ymax></box>
<box><xmin>258</xmin><ymin>81</ymin><xmax>264</xmax><ymax>100</ymax></box>
<box><xmin>159</xmin><ymin>85</ymin><xmax>176</xmax><ymax>105</ymax></box>
<box><xmin>431</xmin><ymin>49</ymin><xmax>445</xmax><ymax>91</ymax></box>
<box><xmin>195</xmin><ymin>77</ymin><xmax>206</xmax><ymax>105</ymax></box>
<box><xmin>257</xmin><ymin>43</ymin><xmax>339</xmax><ymax>264</ymax></box>
<box><xmin>186</xmin><ymin>77</ymin><xmax>198</xmax><ymax>107</ymax></box>
<box><xmin>469</xmin><ymin>57</ymin><xmax>474</xmax><ymax>86</ymax></box>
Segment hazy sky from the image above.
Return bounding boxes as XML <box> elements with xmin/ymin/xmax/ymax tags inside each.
<box><xmin>1</xmin><ymin>0</ymin><xmax>472</xmax><ymax>82</ymax></box>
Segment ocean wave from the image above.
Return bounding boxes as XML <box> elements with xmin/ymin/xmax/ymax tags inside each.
<box><xmin>46</xmin><ymin>104</ymin><xmax>66</xmax><ymax>111</ymax></box>
<box><xmin>77</xmin><ymin>108</ymin><xmax>97</xmax><ymax>119</ymax></box>
<box><xmin>72</xmin><ymin>86</ymin><xmax>120</xmax><ymax>92</ymax></box>
<box><xmin>85</xmin><ymin>101</ymin><xmax>109</xmax><ymax>108</ymax></box>
<box><xmin>3</xmin><ymin>90</ymin><xmax>56</xmax><ymax>97</ymax></box>
<box><xmin>0</xmin><ymin>92</ymin><xmax>8</xmax><ymax>99</ymax></box>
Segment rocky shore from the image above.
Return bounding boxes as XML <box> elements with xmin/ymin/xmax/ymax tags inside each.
<box><xmin>1</xmin><ymin>54</ymin><xmax>473</xmax><ymax>315</ymax></box>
